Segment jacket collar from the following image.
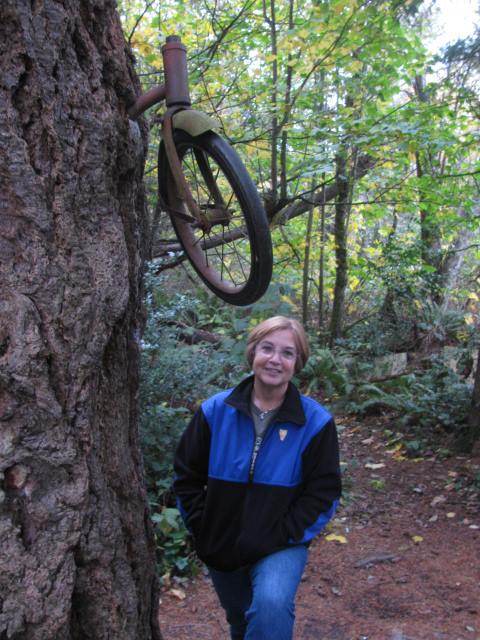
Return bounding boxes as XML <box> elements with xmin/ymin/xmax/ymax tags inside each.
<box><xmin>225</xmin><ymin>375</ymin><xmax>306</xmax><ymax>426</ymax></box>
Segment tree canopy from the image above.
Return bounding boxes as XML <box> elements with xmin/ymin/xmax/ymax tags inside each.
<box><xmin>120</xmin><ymin>0</ymin><xmax>479</xmax><ymax>332</ymax></box>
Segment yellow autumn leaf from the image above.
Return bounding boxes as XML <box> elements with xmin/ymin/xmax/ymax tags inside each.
<box><xmin>134</xmin><ymin>40</ymin><xmax>155</xmax><ymax>56</ymax></box>
<box><xmin>325</xmin><ymin>533</ymin><xmax>348</xmax><ymax>544</ymax></box>
<box><xmin>350</xmin><ymin>276</ymin><xmax>361</xmax><ymax>291</ymax></box>
<box><xmin>412</xmin><ymin>535</ymin><xmax>423</xmax><ymax>544</ymax></box>
<box><xmin>365</xmin><ymin>463</ymin><xmax>385</xmax><ymax>470</ymax></box>
<box><xmin>350</xmin><ymin>59</ymin><xmax>363</xmax><ymax>73</ymax></box>
<box><xmin>387</xmin><ymin>442</ymin><xmax>403</xmax><ymax>453</ymax></box>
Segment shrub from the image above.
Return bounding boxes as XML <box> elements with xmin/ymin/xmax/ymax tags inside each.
<box><xmin>342</xmin><ymin>357</ymin><xmax>473</xmax><ymax>440</ymax></box>
<box><xmin>298</xmin><ymin>340</ymin><xmax>473</xmax><ymax>446</ymax></box>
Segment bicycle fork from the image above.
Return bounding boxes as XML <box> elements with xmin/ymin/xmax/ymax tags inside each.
<box><xmin>130</xmin><ymin>36</ymin><xmax>226</xmax><ymax>232</ymax></box>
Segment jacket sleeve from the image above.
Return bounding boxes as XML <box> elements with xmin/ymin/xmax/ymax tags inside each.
<box><xmin>283</xmin><ymin>418</ymin><xmax>341</xmax><ymax>543</ymax></box>
<box><xmin>173</xmin><ymin>407</ymin><xmax>211</xmax><ymax>540</ymax></box>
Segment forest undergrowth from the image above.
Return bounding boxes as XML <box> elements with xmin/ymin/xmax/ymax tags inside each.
<box><xmin>139</xmin><ymin>279</ymin><xmax>479</xmax><ymax>587</ymax></box>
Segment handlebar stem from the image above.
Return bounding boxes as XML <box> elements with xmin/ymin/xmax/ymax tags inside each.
<box><xmin>162</xmin><ymin>36</ymin><xmax>191</xmax><ymax>107</ymax></box>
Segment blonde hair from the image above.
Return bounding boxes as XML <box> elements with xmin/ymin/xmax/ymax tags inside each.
<box><xmin>245</xmin><ymin>316</ymin><xmax>310</xmax><ymax>374</ymax></box>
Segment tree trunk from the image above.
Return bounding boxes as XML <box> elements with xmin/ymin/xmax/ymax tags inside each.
<box><xmin>302</xmin><ymin>199</ymin><xmax>314</xmax><ymax>326</ymax></box>
<box><xmin>440</xmin><ymin>215</ymin><xmax>475</xmax><ymax>308</ymax></box>
<box><xmin>329</xmin><ymin>151</ymin><xmax>351</xmax><ymax>345</ymax></box>
<box><xmin>317</xmin><ymin>180</ymin><xmax>326</xmax><ymax>332</ymax></box>
<box><xmin>264</xmin><ymin>0</ymin><xmax>278</xmax><ymax>205</ymax></box>
<box><xmin>0</xmin><ymin>2</ymin><xmax>161</xmax><ymax>638</ymax></box>
<box><xmin>465</xmin><ymin>349</ymin><xmax>480</xmax><ymax>451</ymax></box>
<box><xmin>413</xmin><ymin>75</ymin><xmax>444</xmax><ymax>301</ymax></box>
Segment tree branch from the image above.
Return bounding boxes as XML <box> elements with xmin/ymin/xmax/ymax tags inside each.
<box><xmin>127</xmin><ymin>1</ymin><xmax>155</xmax><ymax>45</ymax></box>
<box><xmin>269</xmin><ymin>154</ymin><xmax>376</xmax><ymax>224</ymax></box>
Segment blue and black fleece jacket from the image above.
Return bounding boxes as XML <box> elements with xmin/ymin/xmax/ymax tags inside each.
<box><xmin>173</xmin><ymin>375</ymin><xmax>341</xmax><ymax>572</ymax></box>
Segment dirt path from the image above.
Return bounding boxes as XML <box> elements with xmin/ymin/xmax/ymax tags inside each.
<box><xmin>159</xmin><ymin>417</ymin><xmax>480</xmax><ymax>640</ymax></box>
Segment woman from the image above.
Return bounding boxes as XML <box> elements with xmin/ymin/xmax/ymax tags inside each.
<box><xmin>174</xmin><ymin>316</ymin><xmax>341</xmax><ymax>640</ymax></box>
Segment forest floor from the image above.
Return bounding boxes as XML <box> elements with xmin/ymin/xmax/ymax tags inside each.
<box><xmin>158</xmin><ymin>415</ymin><xmax>480</xmax><ymax>640</ymax></box>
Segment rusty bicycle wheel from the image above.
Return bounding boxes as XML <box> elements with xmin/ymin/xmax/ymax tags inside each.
<box><xmin>158</xmin><ymin>130</ymin><xmax>272</xmax><ymax>306</ymax></box>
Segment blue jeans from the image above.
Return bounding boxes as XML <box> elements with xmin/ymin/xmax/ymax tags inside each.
<box><xmin>208</xmin><ymin>545</ymin><xmax>308</xmax><ymax>640</ymax></box>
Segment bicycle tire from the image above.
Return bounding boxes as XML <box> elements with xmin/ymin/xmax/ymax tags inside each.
<box><xmin>158</xmin><ymin>129</ymin><xmax>273</xmax><ymax>306</ymax></box>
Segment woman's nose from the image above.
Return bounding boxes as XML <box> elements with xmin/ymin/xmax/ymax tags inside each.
<box><xmin>268</xmin><ymin>348</ymin><xmax>281</xmax><ymax>362</ymax></box>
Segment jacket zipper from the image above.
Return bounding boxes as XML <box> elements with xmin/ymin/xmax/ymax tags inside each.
<box><xmin>248</xmin><ymin>436</ymin><xmax>263</xmax><ymax>482</ymax></box>
<box><xmin>248</xmin><ymin>421</ymin><xmax>277</xmax><ymax>482</ymax></box>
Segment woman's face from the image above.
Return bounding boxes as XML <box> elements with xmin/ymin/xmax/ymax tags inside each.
<box><xmin>252</xmin><ymin>329</ymin><xmax>297</xmax><ymax>391</ymax></box>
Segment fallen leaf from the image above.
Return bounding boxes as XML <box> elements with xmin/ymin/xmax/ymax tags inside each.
<box><xmin>431</xmin><ymin>495</ymin><xmax>446</xmax><ymax>507</ymax></box>
<box><xmin>387</xmin><ymin>442</ymin><xmax>403</xmax><ymax>453</ymax></box>
<box><xmin>325</xmin><ymin>533</ymin><xmax>348</xmax><ymax>544</ymax></box>
<box><xmin>361</xmin><ymin>437</ymin><xmax>374</xmax><ymax>445</ymax></box>
<box><xmin>412</xmin><ymin>535</ymin><xmax>423</xmax><ymax>544</ymax></box>
<box><xmin>354</xmin><ymin>552</ymin><xmax>400</xmax><ymax>568</ymax></box>
<box><xmin>169</xmin><ymin>588</ymin><xmax>186</xmax><ymax>600</ymax></box>
<box><xmin>446</xmin><ymin>512</ymin><xmax>456</xmax><ymax>518</ymax></box>
<box><xmin>162</xmin><ymin>573</ymin><xmax>171</xmax><ymax>587</ymax></box>
<box><xmin>365</xmin><ymin>463</ymin><xmax>385</xmax><ymax>470</ymax></box>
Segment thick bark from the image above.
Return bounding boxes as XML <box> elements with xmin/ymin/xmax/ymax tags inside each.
<box><xmin>0</xmin><ymin>1</ymin><xmax>160</xmax><ymax>638</ymax></box>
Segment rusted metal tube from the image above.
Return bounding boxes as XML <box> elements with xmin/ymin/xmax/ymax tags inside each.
<box><xmin>162</xmin><ymin>108</ymin><xmax>208</xmax><ymax>229</ymax></box>
<box><xmin>162</xmin><ymin>35</ymin><xmax>191</xmax><ymax>107</ymax></box>
<box><xmin>128</xmin><ymin>85</ymin><xmax>167</xmax><ymax>119</ymax></box>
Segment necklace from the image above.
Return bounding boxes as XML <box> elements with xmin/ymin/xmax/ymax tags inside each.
<box><xmin>259</xmin><ymin>408</ymin><xmax>273</xmax><ymax>421</ymax></box>
<box><xmin>252</xmin><ymin>400</ymin><xmax>279</xmax><ymax>421</ymax></box>
<box><xmin>251</xmin><ymin>391</ymin><xmax>282</xmax><ymax>422</ymax></box>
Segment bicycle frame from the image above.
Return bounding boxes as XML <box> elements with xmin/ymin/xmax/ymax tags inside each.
<box><xmin>129</xmin><ymin>36</ymin><xmax>221</xmax><ymax>232</ymax></box>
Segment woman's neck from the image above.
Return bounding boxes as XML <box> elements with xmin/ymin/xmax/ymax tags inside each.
<box><xmin>252</xmin><ymin>378</ymin><xmax>288</xmax><ymax>411</ymax></box>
